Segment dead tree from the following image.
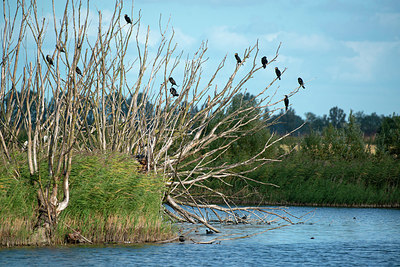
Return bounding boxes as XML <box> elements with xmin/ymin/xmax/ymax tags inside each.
<box><xmin>0</xmin><ymin>0</ymin><xmax>306</xmax><ymax>239</ymax></box>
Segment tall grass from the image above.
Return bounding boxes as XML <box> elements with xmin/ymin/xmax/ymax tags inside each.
<box><xmin>256</xmin><ymin>154</ymin><xmax>400</xmax><ymax>206</ymax></box>
<box><xmin>198</xmin><ymin>150</ymin><xmax>400</xmax><ymax>207</ymax></box>
<box><xmin>56</xmin><ymin>152</ymin><xmax>173</xmax><ymax>244</ymax></box>
<box><xmin>0</xmin><ymin>152</ymin><xmax>174</xmax><ymax>246</ymax></box>
<box><xmin>0</xmin><ymin>158</ymin><xmax>37</xmax><ymax>246</ymax></box>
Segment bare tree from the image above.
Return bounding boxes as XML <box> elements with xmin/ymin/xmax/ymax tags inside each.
<box><xmin>0</xmin><ymin>0</ymin><xmax>305</xmax><ymax>240</ymax></box>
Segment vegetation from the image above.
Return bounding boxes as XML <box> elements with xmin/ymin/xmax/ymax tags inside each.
<box><xmin>1</xmin><ymin>0</ymin><xmax>305</xmax><ymax>246</ymax></box>
<box><xmin>0</xmin><ymin>152</ymin><xmax>173</xmax><ymax>246</ymax></box>
<box><xmin>195</xmin><ymin>107</ymin><xmax>400</xmax><ymax>207</ymax></box>
<box><xmin>1</xmin><ymin>0</ymin><xmax>398</xmax><ymax>248</ymax></box>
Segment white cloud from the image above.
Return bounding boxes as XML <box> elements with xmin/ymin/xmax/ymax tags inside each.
<box><xmin>172</xmin><ymin>27</ymin><xmax>196</xmax><ymax>48</ymax></box>
<box><xmin>261</xmin><ymin>31</ymin><xmax>333</xmax><ymax>52</ymax></box>
<box><xmin>207</xmin><ymin>26</ymin><xmax>251</xmax><ymax>52</ymax></box>
<box><xmin>135</xmin><ymin>25</ymin><xmax>162</xmax><ymax>48</ymax></box>
<box><xmin>375</xmin><ymin>12</ymin><xmax>400</xmax><ymax>27</ymax></box>
<box><xmin>332</xmin><ymin>40</ymin><xmax>400</xmax><ymax>82</ymax></box>
<box><xmin>261</xmin><ymin>32</ymin><xmax>281</xmax><ymax>43</ymax></box>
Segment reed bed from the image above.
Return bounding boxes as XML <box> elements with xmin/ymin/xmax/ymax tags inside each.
<box><xmin>0</xmin><ymin>152</ymin><xmax>174</xmax><ymax>246</ymax></box>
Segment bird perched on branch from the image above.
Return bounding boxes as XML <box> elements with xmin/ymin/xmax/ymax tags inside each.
<box><xmin>46</xmin><ymin>55</ymin><xmax>53</xmax><ymax>66</ymax></box>
<box><xmin>284</xmin><ymin>95</ymin><xmax>289</xmax><ymax>111</ymax></box>
<box><xmin>135</xmin><ymin>154</ymin><xmax>147</xmax><ymax>166</ymax></box>
<box><xmin>178</xmin><ymin>235</ymin><xmax>185</xmax><ymax>242</ymax></box>
<box><xmin>170</xmin><ymin>87</ymin><xmax>179</xmax><ymax>97</ymax></box>
<box><xmin>76</xmin><ymin>66</ymin><xmax>82</xmax><ymax>76</ymax></box>
<box><xmin>56</xmin><ymin>44</ymin><xmax>65</xmax><ymax>53</ymax></box>
<box><xmin>298</xmin><ymin>77</ymin><xmax>305</xmax><ymax>89</ymax></box>
<box><xmin>275</xmin><ymin>67</ymin><xmax>281</xmax><ymax>80</ymax></box>
<box><xmin>234</xmin><ymin>53</ymin><xmax>242</xmax><ymax>64</ymax></box>
<box><xmin>169</xmin><ymin>77</ymin><xmax>178</xmax><ymax>86</ymax></box>
<box><xmin>124</xmin><ymin>14</ymin><xmax>132</xmax><ymax>24</ymax></box>
<box><xmin>261</xmin><ymin>56</ymin><xmax>268</xmax><ymax>68</ymax></box>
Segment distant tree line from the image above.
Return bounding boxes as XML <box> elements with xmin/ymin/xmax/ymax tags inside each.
<box><xmin>268</xmin><ymin>106</ymin><xmax>394</xmax><ymax>138</ymax></box>
<box><xmin>3</xmin><ymin>89</ymin><xmax>399</xmax><ymax>163</ymax></box>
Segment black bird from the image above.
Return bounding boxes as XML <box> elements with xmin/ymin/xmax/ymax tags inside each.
<box><xmin>178</xmin><ymin>235</ymin><xmax>185</xmax><ymax>242</ymax></box>
<box><xmin>284</xmin><ymin>95</ymin><xmax>289</xmax><ymax>111</ymax></box>
<box><xmin>56</xmin><ymin>44</ymin><xmax>65</xmax><ymax>53</ymax></box>
<box><xmin>169</xmin><ymin>77</ymin><xmax>177</xmax><ymax>86</ymax></box>
<box><xmin>76</xmin><ymin>66</ymin><xmax>82</xmax><ymax>76</ymax></box>
<box><xmin>206</xmin><ymin>229</ymin><xmax>213</xmax><ymax>235</ymax></box>
<box><xmin>261</xmin><ymin>56</ymin><xmax>268</xmax><ymax>69</ymax></box>
<box><xmin>135</xmin><ymin>154</ymin><xmax>147</xmax><ymax>166</ymax></box>
<box><xmin>124</xmin><ymin>14</ymin><xmax>132</xmax><ymax>24</ymax></box>
<box><xmin>170</xmin><ymin>87</ymin><xmax>179</xmax><ymax>97</ymax></box>
<box><xmin>234</xmin><ymin>53</ymin><xmax>241</xmax><ymax>64</ymax></box>
<box><xmin>46</xmin><ymin>55</ymin><xmax>54</xmax><ymax>66</ymax></box>
<box><xmin>275</xmin><ymin>67</ymin><xmax>281</xmax><ymax>80</ymax></box>
<box><xmin>298</xmin><ymin>77</ymin><xmax>305</xmax><ymax>89</ymax></box>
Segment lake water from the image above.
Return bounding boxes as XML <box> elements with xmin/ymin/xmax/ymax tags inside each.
<box><xmin>1</xmin><ymin>206</ymin><xmax>399</xmax><ymax>266</ymax></box>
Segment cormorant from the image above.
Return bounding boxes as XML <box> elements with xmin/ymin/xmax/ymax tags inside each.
<box><xmin>124</xmin><ymin>14</ymin><xmax>132</xmax><ymax>24</ymax></box>
<box><xmin>169</xmin><ymin>77</ymin><xmax>177</xmax><ymax>86</ymax></box>
<box><xmin>275</xmin><ymin>67</ymin><xmax>281</xmax><ymax>80</ymax></box>
<box><xmin>56</xmin><ymin>44</ymin><xmax>65</xmax><ymax>53</ymax></box>
<box><xmin>298</xmin><ymin>77</ymin><xmax>305</xmax><ymax>89</ymax></box>
<box><xmin>76</xmin><ymin>66</ymin><xmax>82</xmax><ymax>76</ymax></box>
<box><xmin>46</xmin><ymin>55</ymin><xmax>54</xmax><ymax>66</ymax></box>
<box><xmin>234</xmin><ymin>53</ymin><xmax>241</xmax><ymax>64</ymax></box>
<box><xmin>284</xmin><ymin>95</ymin><xmax>289</xmax><ymax>111</ymax></box>
<box><xmin>261</xmin><ymin>56</ymin><xmax>268</xmax><ymax>68</ymax></box>
<box><xmin>135</xmin><ymin>154</ymin><xmax>147</xmax><ymax>166</ymax></box>
<box><xmin>170</xmin><ymin>87</ymin><xmax>179</xmax><ymax>97</ymax></box>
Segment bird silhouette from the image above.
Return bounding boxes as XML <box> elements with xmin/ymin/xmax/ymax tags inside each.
<box><xmin>284</xmin><ymin>95</ymin><xmax>289</xmax><ymax>111</ymax></box>
<box><xmin>46</xmin><ymin>55</ymin><xmax>54</xmax><ymax>66</ymax></box>
<box><xmin>298</xmin><ymin>77</ymin><xmax>305</xmax><ymax>89</ymax></box>
<box><xmin>206</xmin><ymin>229</ymin><xmax>213</xmax><ymax>235</ymax></box>
<box><xmin>275</xmin><ymin>67</ymin><xmax>281</xmax><ymax>80</ymax></box>
<box><xmin>170</xmin><ymin>87</ymin><xmax>179</xmax><ymax>97</ymax></box>
<box><xmin>261</xmin><ymin>56</ymin><xmax>268</xmax><ymax>68</ymax></box>
<box><xmin>56</xmin><ymin>44</ymin><xmax>65</xmax><ymax>53</ymax></box>
<box><xmin>124</xmin><ymin>14</ymin><xmax>132</xmax><ymax>24</ymax></box>
<box><xmin>235</xmin><ymin>53</ymin><xmax>242</xmax><ymax>64</ymax></box>
<box><xmin>169</xmin><ymin>77</ymin><xmax>178</xmax><ymax>86</ymax></box>
<box><xmin>76</xmin><ymin>66</ymin><xmax>82</xmax><ymax>76</ymax></box>
<box><xmin>178</xmin><ymin>235</ymin><xmax>185</xmax><ymax>242</ymax></box>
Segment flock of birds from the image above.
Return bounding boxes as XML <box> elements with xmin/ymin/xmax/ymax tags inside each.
<box><xmin>44</xmin><ymin>14</ymin><xmax>305</xmax><ymax>112</ymax></box>
<box><xmin>235</xmin><ymin>52</ymin><xmax>305</xmax><ymax>111</ymax></box>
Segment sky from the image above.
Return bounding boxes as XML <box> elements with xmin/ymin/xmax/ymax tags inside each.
<box><xmin>9</xmin><ymin>0</ymin><xmax>400</xmax><ymax>118</ymax></box>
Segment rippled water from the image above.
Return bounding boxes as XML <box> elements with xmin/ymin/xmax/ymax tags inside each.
<box><xmin>1</xmin><ymin>207</ymin><xmax>399</xmax><ymax>266</ymax></box>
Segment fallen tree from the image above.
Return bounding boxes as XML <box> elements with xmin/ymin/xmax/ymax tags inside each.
<box><xmin>0</xmin><ymin>0</ymin><xmax>305</xmax><ymax>242</ymax></box>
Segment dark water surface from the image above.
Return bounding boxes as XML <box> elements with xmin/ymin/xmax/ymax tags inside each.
<box><xmin>1</xmin><ymin>207</ymin><xmax>399</xmax><ymax>266</ymax></box>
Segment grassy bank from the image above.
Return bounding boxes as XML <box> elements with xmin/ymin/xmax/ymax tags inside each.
<box><xmin>0</xmin><ymin>153</ymin><xmax>173</xmax><ymax>247</ymax></box>
<box><xmin>198</xmin><ymin>153</ymin><xmax>400</xmax><ymax>207</ymax></box>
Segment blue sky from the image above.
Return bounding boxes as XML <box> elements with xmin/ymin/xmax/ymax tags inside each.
<box><xmin>17</xmin><ymin>0</ymin><xmax>400</xmax><ymax>117</ymax></box>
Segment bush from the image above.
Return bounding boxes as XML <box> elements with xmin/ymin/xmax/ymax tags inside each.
<box><xmin>376</xmin><ymin>115</ymin><xmax>400</xmax><ymax>157</ymax></box>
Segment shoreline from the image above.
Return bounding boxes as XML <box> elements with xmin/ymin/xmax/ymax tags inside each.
<box><xmin>192</xmin><ymin>197</ymin><xmax>400</xmax><ymax>209</ymax></box>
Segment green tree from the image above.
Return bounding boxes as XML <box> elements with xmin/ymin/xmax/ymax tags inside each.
<box><xmin>305</xmin><ymin>112</ymin><xmax>328</xmax><ymax>133</ymax></box>
<box><xmin>376</xmin><ymin>115</ymin><xmax>400</xmax><ymax>157</ymax></box>
<box><xmin>354</xmin><ymin>111</ymin><xmax>383</xmax><ymax>136</ymax></box>
<box><xmin>269</xmin><ymin>108</ymin><xmax>305</xmax><ymax>135</ymax></box>
<box><xmin>328</xmin><ymin>106</ymin><xmax>346</xmax><ymax>128</ymax></box>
